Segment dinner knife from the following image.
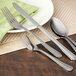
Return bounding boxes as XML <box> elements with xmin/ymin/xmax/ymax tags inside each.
<box><xmin>13</xmin><ymin>2</ymin><xmax>76</xmax><ymax>60</ymax></box>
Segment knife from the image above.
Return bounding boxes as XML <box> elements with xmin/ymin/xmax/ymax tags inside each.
<box><xmin>13</xmin><ymin>2</ymin><xmax>76</xmax><ymax>60</ymax></box>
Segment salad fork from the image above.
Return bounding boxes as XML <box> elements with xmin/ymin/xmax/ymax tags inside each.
<box><xmin>1</xmin><ymin>7</ymin><xmax>62</xmax><ymax>58</ymax></box>
<box><xmin>21</xmin><ymin>35</ymin><xmax>73</xmax><ymax>71</ymax></box>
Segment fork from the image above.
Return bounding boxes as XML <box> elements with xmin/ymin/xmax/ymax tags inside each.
<box><xmin>1</xmin><ymin>7</ymin><xmax>63</xmax><ymax>58</ymax></box>
<box><xmin>21</xmin><ymin>35</ymin><xmax>73</xmax><ymax>71</ymax></box>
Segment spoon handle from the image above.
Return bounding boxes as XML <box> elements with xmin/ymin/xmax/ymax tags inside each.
<box><xmin>38</xmin><ymin>49</ymin><xmax>73</xmax><ymax>71</ymax></box>
<box><xmin>66</xmin><ymin>36</ymin><xmax>76</xmax><ymax>47</ymax></box>
<box><xmin>64</xmin><ymin>37</ymin><xmax>76</xmax><ymax>52</ymax></box>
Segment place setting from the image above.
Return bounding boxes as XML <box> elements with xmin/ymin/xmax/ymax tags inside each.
<box><xmin>0</xmin><ymin>0</ymin><xmax>76</xmax><ymax>74</ymax></box>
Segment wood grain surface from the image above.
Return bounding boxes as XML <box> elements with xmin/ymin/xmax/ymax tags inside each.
<box><xmin>0</xmin><ymin>34</ymin><xmax>76</xmax><ymax>76</ymax></box>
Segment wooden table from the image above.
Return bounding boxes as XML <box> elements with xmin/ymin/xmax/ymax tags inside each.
<box><xmin>0</xmin><ymin>34</ymin><xmax>76</xmax><ymax>76</ymax></box>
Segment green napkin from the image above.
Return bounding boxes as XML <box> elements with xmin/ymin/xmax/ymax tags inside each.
<box><xmin>0</xmin><ymin>0</ymin><xmax>39</xmax><ymax>40</ymax></box>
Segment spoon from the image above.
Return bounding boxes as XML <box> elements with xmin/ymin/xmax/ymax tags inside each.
<box><xmin>50</xmin><ymin>17</ymin><xmax>76</xmax><ymax>52</ymax></box>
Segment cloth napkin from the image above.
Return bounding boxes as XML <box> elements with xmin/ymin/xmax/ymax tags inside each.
<box><xmin>0</xmin><ymin>0</ymin><xmax>39</xmax><ymax>40</ymax></box>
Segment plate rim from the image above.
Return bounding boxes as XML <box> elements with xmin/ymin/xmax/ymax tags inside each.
<box><xmin>8</xmin><ymin>0</ymin><xmax>54</xmax><ymax>33</ymax></box>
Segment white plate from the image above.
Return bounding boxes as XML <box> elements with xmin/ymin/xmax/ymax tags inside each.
<box><xmin>8</xmin><ymin>0</ymin><xmax>54</xmax><ymax>33</ymax></box>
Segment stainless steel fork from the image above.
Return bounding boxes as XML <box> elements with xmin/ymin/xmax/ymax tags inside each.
<box><xmin>1</xmin><ymin>7</ymin><xmax>62</xmax><ymax>58</ymax></box>
<box><xmin>21</xmin><ymin>35</ymin><xmax>73</xmax><ymax>71</ymax></box>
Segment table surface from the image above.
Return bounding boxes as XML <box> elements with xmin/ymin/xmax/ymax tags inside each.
<box><xmin>0</xmin><ymin>34</ymin><xmax>76</xmax><ymax>76</ymax></box>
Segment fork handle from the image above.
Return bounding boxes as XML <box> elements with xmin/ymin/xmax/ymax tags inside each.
<box><xmin>38</xmin><ymin>49</ymin><xmax>73</xmax><ymax>71</ymax></box>
<box><xmin>21</xmin><ymin>26</ymin><xmax>62</xmax><ymax>58</ymax></box>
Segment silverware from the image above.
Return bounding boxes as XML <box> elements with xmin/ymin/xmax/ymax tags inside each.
<box><xmin>50</xmin><ymin>17</ymin><xmax>76</xmax><ymax>52</ymax></box>
<box><xmin>1</xmin><ymin>7</ymin><xmax>62</xmax><ymax>58</ymax></box>
<box><xmin>13</xmin><ymin>3</ymin><xmax>76</xmax><ymax>60</ymax></box>
<box><xmin>21</xmin><ymin>35</ymin><xmax>73</xmax><ymax>71</ymax></box>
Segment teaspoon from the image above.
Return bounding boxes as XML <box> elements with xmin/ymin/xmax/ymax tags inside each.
<box><xmin>50</xmin><ymin>17</ymin><xmax>76</xmax><ymax>52</ymax></box>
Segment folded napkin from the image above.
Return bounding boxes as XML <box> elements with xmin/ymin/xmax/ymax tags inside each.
<box><xmin>0</xmin><ymin>0</ymin><xmax>39</xmax><ymax>40</ymax></box>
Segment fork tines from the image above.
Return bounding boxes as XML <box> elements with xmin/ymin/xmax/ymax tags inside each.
<box><xmin>1</xmin><ymin>7</ymin><xmax>15</xmax><ymax>23</ymax></box>
<box><xmin>1</xmin><ymin>7</ymin><xmax>22</xmax><ymax>29</ymax></box>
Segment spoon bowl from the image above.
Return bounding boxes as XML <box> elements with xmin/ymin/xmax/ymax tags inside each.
<box><xmin>51</xmin><ymin>17</ymin><xmax>67</xmax><ymax>37</ymax></box>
